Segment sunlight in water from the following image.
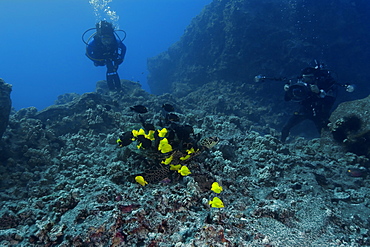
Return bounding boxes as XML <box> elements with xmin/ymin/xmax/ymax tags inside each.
<box><xmin>89</xmin><ymin>0</ymin><xmax>120</xmax><ymax>28</ymax></box>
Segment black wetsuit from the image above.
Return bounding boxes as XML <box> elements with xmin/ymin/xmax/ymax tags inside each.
<box><xmin>86</xmin><ymin>33</ymin><xmax>126</xmax><ymax>90</ymax></box>
<box><xmin>281</xmin><ymin>70</ymin><xmax>337</xmax><ymax>142</ymax></box>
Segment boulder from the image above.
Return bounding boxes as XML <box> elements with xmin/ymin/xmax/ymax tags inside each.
<box><xmin>329</xmin><ymin>95</ymin><xmax>370</xmax><ymax>157</ymax></box>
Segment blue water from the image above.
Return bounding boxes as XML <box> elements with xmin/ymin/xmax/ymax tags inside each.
<box><xmin>0</xmin><ymin>0</ymin><xmax>212</xmax><ymax>110</ymax></box>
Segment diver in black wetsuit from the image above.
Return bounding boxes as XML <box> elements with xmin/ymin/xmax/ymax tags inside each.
<box><xmin>281</xmin><ymin>66</ymin><xmax>338</xmax><ymax>142</ymax></box>
<box><xmin>83</xmin><ymin>20</ymin><xmax>127</xmax><ymax>90</ymax></box>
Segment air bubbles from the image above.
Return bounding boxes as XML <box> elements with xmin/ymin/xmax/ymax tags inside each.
<box><xmin>89</xmin><ymin>0</ymin><xmax>120</xmax><ymax>28</ymax></box>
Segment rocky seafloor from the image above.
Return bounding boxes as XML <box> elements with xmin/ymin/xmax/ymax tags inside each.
<box><xmin>1</xmin><ymin>79</ymin><xmax>370</xmax><ymax>247</ymax></box>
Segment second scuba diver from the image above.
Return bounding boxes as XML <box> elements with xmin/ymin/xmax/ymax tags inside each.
<box><xmin>255</xmin><ymin>61</ymin><xmax>354</xmax><ymax>142</ymax></box>
<box><xmin>83</xmin><ymin>20</ymin><xmax>127</xmax><ymax>91</ymax></box>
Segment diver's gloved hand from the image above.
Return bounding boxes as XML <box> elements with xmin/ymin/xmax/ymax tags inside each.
<box><xmin>310</xmin><ymin>84</ymin><xmax>320</xmax><ymax>94</ymax></box>
<box><xmin>284</xmin><ymin>84</ymin><xmax>290</xmax><ymax>91</ymax></box>
<box><xmin>319</xmin><ymin>89</ymin><xmax>326</xmax><ymax>98</ymax></box>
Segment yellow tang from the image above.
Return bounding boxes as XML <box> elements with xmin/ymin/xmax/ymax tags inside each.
<box><xmin>144</xmin><ymin>130</ymin><xmax>155</xmax><ymax>140</ymax></box>
<box><xmin>158</xmin><ymin>128</ymin><xmax>168</xmax><ymax>138</ymax></box>
<box><xmin>135</xmin><ymin>176</ymin><xmax>148</xmax><ymax>186</ymax></box>
<box><xmin>211</xmin><ymin>182</ymin><xmax>223</xmax><ymax>194</ymax></box>
<box><xmin>170</xmin><ymin>164</ymin><xmax>181</xmax><ymax>171</ymax></box>
<box><xmin>178</xmin><ymin>166</ymin><xmax>191</xmax><ymax>176</ymax></box>
<box><xmin>161</xmin><ymin>155</ymin><xmax>173</xmax><ymax>165</ymax></box>
<box><xmin>132</xmin><ymin>129</ymin><xmax>146</xmax><ymax>137</ymax></box>
<box><xmin>158</xmin><ymin>138</ymin><xmax>173</xmax><ymax>153</ymax></box>
<box><xmin>209</xmin><ymin>197</ymin><xmax>224</xmax><ymax>208</ymax></box>
<box><xmin>180</xmin><ymin>154</ymin><xmax>191</xmax><ymax>161</ymax></box>
<box><xmin>187</xmin><ymin>147</ymin><xmax>198</xmax><ymax>154</ymax></box>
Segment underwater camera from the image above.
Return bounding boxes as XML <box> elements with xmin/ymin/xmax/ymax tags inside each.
<box><xmin>286</xmin><ymin>80</ymin><xmax>311</xmax><ymax>102</ymax></box>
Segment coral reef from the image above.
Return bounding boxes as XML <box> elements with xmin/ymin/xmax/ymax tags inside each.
<box><xmin>0</xmin><ymin>77</ymin><xmax>370</xmax><ymax>246</ymax></box>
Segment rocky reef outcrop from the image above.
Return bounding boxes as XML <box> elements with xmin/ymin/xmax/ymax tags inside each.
<box><xmin>0</xmin><ymin>79</ymin><xmax>12</xmax><ymax>140</ymax></box>
<box><xmin>329</xmin><ymin>95</ymin><xmax>370</xmax><ymax>158</ymax></box>
<box><xmin>148</xmin><ymin>0</ymin><xmax>370</xmax><ymax>105</ymax></box>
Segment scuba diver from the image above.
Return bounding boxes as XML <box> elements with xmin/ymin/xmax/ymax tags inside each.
<box><xmin>280</xmin><ymin>65</ymin><xmax>338</xmax><ymax>142</ymax></box>
<box><xmin>255</xmin><ymin>61</ymin><xmax>355</xmax><ymax>142</ymax></box>
<box><xmin>82</xmin><ymin>20</ymin><xmax>127</xmax><ymax>90</ymax></box>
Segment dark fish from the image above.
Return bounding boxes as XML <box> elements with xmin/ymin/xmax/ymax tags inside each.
<box><xmin>117</xmin><ymin>131</ymin><xmax>133</xmax><ymax>147</ymax></box>
<box><xmin>162</xmin><ymin>104</ymin><xmax>175</xmax><ymax>112</ymax></box>
<box><xmin>139</xmin><ymin>115</ymin><xmax>155</xmax><ymax>131</ymax></box>
<box><xmin>130</xmin><ymin>105</ymin><xmax>148</xmax><ymax>113</ymax></box>
<box><xmin>104</xmin><ymin>105</ymin><xmax>112</xmax><ymax>111</ymax></box>
<box><xmin>143</xmin><ymin>123</ymin><xmax>155</xmax><ymax>131</ymax></box>
<box><xmin>347</xmin><ymin>168</ymin><xmax>368</xmax><ymax>177</ymax></box>
<box><xmin>165</xmin><ymin>129</ymin><xmax>176</xmax><ymax>142</ymax></box>
<box><xmin>166</xmin><ymin>113</ymin><xmax>180</xmax><ymax>122</ymax></box>
<box><xmin>174</xmin><ymin>124</ymin><xmax>194</xmax><ymax>142</ymax></box>
<box><xmin>137</xmin><ymin>135</ymin><xmax>152</xmax><ymax>149</ymax></box>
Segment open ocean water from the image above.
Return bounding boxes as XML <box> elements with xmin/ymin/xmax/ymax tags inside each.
<box><xmin>0</xmin><ymin>0</ymin><xmax>212</xmax><ymax>110</ymax></box>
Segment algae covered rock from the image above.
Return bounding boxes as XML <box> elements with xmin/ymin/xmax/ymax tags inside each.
<box><xmin>0</xmin><ymin>79</ymin><xmax>12</xmax><ymax>140</ymax></box>
<box><xmin>329</xmin><ymin>95</ymin><xmax>370</xmax><ymax>157</ymax></box>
